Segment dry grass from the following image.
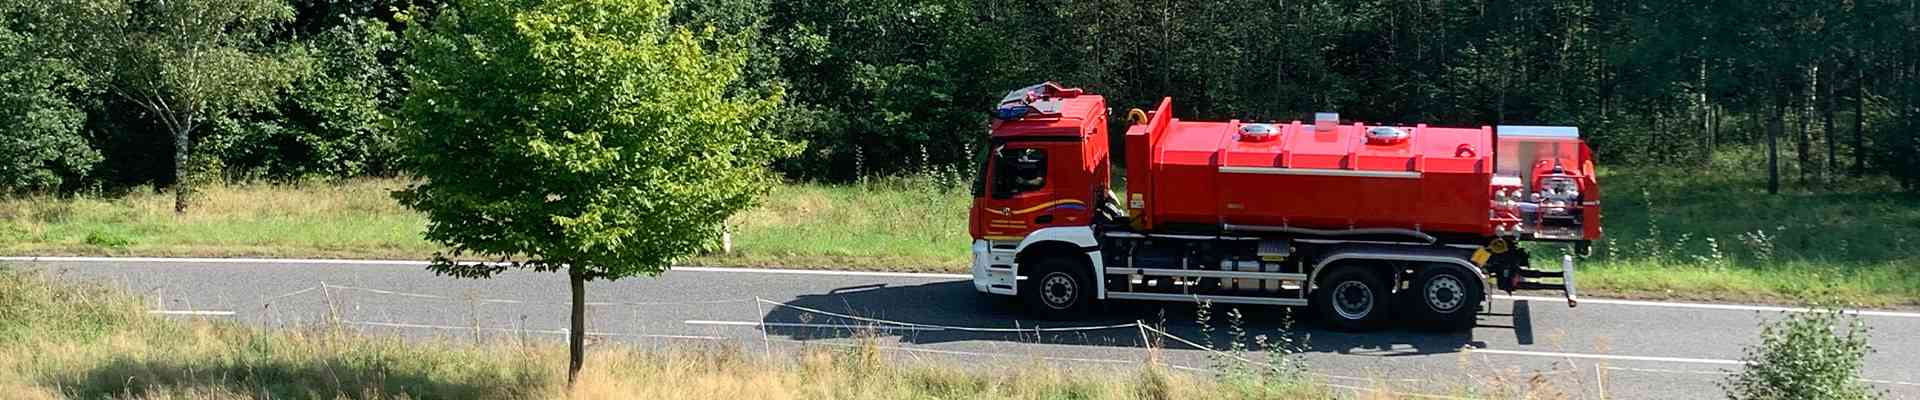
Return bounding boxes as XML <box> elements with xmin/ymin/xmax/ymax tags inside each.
<box><xmin>0</xmin><ymin>179</ymin><xmax>430</xmax><ymax>260</ymax></box>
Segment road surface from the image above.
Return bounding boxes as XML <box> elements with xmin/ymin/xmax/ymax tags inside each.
<box><xmin>6</xmin><ymin>256</ymin><xmax>1917</xmax><ymax>399</ymax></box>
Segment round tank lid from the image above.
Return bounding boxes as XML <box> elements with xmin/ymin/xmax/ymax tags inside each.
<box><xmin>1239</xmin><ymin>123</ymin><xmax>1280</xmax><ymax>142</ymax></box>
<box><xmin>1366</xmin><ymin>126</ymin><xmax>1411</xmax><ymax>144</ymax></box>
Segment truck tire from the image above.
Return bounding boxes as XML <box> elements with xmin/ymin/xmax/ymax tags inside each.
<box><xmin>1312</xmin><ymin>266</ymin><xmax>1393</xmax><ymax>331</ymax></box>
<box><xmin>1406</xmin><ymin>266</ymin><xmax>1483</xmax><ymax>330</ymax></box>
<box><xmin>1020</xmin><ymin>257</ymin><xmax>1093</xmax><ymax>319</ymax></box>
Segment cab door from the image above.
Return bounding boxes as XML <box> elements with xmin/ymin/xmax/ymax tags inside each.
<box><xmin>975</xmin><ymin>142</ymin><xmax>1085</xmax><ymax>241</ymax></box>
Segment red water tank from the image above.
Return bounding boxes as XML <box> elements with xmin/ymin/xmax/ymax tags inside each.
<box><xmin>1123</xmin><ymin>98</ymin><xmax>1497</xmax><ymax>240</ymax></box>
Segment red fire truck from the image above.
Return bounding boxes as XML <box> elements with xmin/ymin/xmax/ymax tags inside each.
<box><xmin>969</xmin><ymin>83</ymin><xmax>1601</xmax><ymax>330</ymax></box>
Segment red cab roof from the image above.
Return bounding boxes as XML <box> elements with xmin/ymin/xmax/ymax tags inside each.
<box><xmin>989</xmin><ymin>83</ymin><xmax>1106</xmax><ymax>139</ymax></box>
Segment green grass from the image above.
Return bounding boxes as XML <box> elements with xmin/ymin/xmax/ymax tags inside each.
<box><xmin>0</xmin><ymin>180</ymin><xmax>430</xmax><ymax>260</ymax></box>
<box><xmin>0</xmin><ymin>267</ymin><xmax>1346</xmax><ymax>400</ymax></box>
<box><xmin>0</xmin><ymin>178</ymin><xmax>975</xmax><ymax>272</ymax></box>
<box><xmin>692</xmin><ymin>178</ymin><xmax>973</xmax><ymax>272</ymax></box>
<box><xmin>2</xmin><ymin>147</ymin><xmax>1916</xmax><ymax>306</ymax></box>
<box><xmin>1569</xmin><ymin>146</ymin><xmax>1920</xmax><ymax>306</ymax></box>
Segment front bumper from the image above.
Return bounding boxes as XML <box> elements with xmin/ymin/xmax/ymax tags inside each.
<box><xmin>970</xmin><ymin>239</ymin><xmax>1018</xmax><ymax>296</ymax></box>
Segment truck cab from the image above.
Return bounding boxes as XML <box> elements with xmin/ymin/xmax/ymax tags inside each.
<box><xmin>968</xmin><ymin>83</ymin><xmax>1112</xmax><ymax>297</ymax></box>
<box><xmin>970</xmin><ymin>83</ymin><xmax>1600</xmax><ymax>331</ymax></box>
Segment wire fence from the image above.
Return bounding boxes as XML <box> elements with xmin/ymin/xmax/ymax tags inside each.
<box><xmin>182</xmin><ymin>280</ymin><xmax>1554</xmax><ymax>399</ymax></box>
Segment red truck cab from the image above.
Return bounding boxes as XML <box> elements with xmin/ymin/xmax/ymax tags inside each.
<box><xmin>970</xmin><ymin>83</ymin><xmax>1112</xmax><ymax>242</ymax></box>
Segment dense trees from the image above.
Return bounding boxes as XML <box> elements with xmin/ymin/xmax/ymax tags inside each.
<box><xmin>0</xmin><ymin>2</ymin><xmax>98</xmax><ymax>193</ymax></box>
<box><xmin>742</xmin><ymin>0</ymin><xmax>1920</xmax><ymax>190</ymax></box>
<box><xmin>4</xmin><ymin>0</ymin><xmax>1919</xmax><ymax>193</ymax></box>
<box><xmin>52</xmin><ymin>0</ymin><xmax>304</xmax><ymax>212</ymax></box>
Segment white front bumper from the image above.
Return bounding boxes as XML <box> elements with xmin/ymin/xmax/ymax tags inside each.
<box><xmin>970</xmin><ymin>239</ymin><xmax>1018</xmax><ymax>296</ymax></box>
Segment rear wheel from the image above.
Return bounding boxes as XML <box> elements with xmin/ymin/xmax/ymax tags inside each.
<box><xmin>1312</xmin><ymin>266</ymin><xmax>1393</xmax><ymax>331</ymax></box>
<box><xmin>1020</xmin><ymin>257</ymin><xmax>1093</xmax><ymax>319</ymax></box>
<box><xmin>1406</xmin><ymin>266</ymin><xmax>1483</xmax><ymax>330</ymax></box>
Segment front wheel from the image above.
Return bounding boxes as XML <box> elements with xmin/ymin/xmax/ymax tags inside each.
<box><xmin>1312</xmin><ymin>266</ymin><xmax>1393</xmax><ymax>331</ymax></box>
<box><xmin>1019</xmin><ymin>257</ymin><xmax>1093</xmax><ymax>319</ymax></box>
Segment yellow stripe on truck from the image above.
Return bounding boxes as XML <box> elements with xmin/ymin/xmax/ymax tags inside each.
<box><xmin>986</xmin><ymin>199</ymin><xmax>1087</xmax><ymax>216</ymax></box>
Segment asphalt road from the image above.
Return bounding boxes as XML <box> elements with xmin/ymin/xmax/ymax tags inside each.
<box><xmin>7</xmin><ymin>256</ymin><xmax>1917</xmax><ymax>399</ymax></box>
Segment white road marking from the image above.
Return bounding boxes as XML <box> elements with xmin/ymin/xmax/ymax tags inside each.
<box><xmin>0</xmin><ymin>256</ymin><xmax>972</xmax><ymax>279</ymax></box>
<box><xmin>685</xmin><ymin>319</ymin><xmax>947</xmax><ymax>332</ymax></box>
<box><xmin>1470</xmin><ymin>348</ymin><xmax>1747</xmax><ymax>366</ymax></box>
<box><xmin>770</xmin><ymin>338</ymin><xmax>1140</xmax><ymax>365</ymax></box>
<box><xmin>1493</xmin><ymin>294</ymin><xmax>1920</xmax><ymax>318</ymax></box>
<box><xmin>11</xmin><ymin>256</ymin><xmax>1920</xmax><ymax>317</ymax></box>
<box><xmin>2</xmin><ymin>256</ymin><xmax>430</xmax><ymax>266</ymax></box>
<box><xmin>148</xmin><ymin>310</ymin><xmax>236</xmax><ymax>316</ymax></box>
<box><xmin>674</xmin><ymin>266</ymin><xmax>972</xmax><ymax>279</ymax></box>
<box><xmin>1604</xmin><ymin>366</ymin><xmax>1919</xmax><ymax>387</ymax></box>
<box><xmin>346</xmin><ymin>320</ymin><xmax>726</xmax><ymax>341</ymax></box>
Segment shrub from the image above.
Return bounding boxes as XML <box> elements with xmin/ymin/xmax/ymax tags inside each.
<box><xmin>1722</xmin><ymin>307</ymin><xmax>1881</xmax><ymax>400</ymax></box>
<box><xmin>83</xmin><ymin>231</ymin><xmax>132</xmax><ymax>249</ymax></box>
<box><xmin>0</xmin><ymin>23</ymin><xmax>101</xmax><ymax>193</ymax></box>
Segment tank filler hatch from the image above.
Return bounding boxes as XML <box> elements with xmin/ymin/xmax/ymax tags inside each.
<box><xmin>1238</xmin><ymin>123</ymin><xmax>1280</xmax><ymax>142</ymax></box>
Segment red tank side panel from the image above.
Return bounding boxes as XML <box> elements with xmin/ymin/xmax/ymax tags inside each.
<box><xmin>1153</xmin><ymin>121</ymin><xmax>1230</xmax><ymax>228</ymax></box>
<box><xmin>1146</xmin><ymin>117</ymin><xmax>1497</xmax><ymax>238</ymax></box>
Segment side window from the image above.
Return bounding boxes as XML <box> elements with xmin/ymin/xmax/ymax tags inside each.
<box><xmin>991</xmin><ymin>147</ymin><xmax>1048</xmax><ymax>199</ymax></box>
<box><xmin>971</xmin><ymin>144</ymin><xmax>991</xmax><ymax>198</ymax></box>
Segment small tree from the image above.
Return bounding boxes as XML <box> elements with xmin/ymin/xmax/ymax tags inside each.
<box><xmin>1723</xmin><ymin>307</ymin><xmax>1881</xmax><ymax>400</ymax></box>
<box><xmin>53</xmin><ymin>0</ymin><xmax>302</xmax><ymax>212</ymax></box>
<box><xmin>397</xmin><ymin>0</ymin><xmax>791</xmax><ymax>385</ymax></box>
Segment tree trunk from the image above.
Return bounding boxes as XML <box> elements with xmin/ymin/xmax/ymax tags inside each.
<box><xmin>172</xmin><ymin>121</ymin><xmax>191</xmax><ymax>214</ymax></box>
<box><xmin>1854</xmin><ymin>63</ymin><xmax>1866</xmax><ymax>177</ymax></box>
<box><xmin>1707</xmin><ymin>105</ymin><xmax>1718</xmax><ymax>160</ymax></box>
<box><xmin>1769</xmin><ymin>91</ymin><xmax>1784</xmax><ymax>194</ymax></box>
<box><xmin>567</xmin><ymin>268</ymin><xmax>587</xmax><ymax>387</ymax></box>
<box><xmin>1824</xmin><ymin>64</ymin><xmax>1837</xmax><ymax>183</ymax></box>
<box><xmin>1798</xmin><ymin>67</ymin><xmax>1815</xmax><ymax>185</ymax></box>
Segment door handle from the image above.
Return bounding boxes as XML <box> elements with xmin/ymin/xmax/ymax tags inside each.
<box><xmin>1034</xmin><ymin>214</ymin><xmax>1054</xmax><ymax>224</ymax></box>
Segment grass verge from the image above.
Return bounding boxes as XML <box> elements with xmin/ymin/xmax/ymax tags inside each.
<box><xmin>0</xmin><ymin>267</ymin><xmax>1342</xmax><ymax>400</ymax></box>
<box><xmin>2</xmin><ymin>148</ymin><xmax>1916</xmax><ymax>307</ymax></box>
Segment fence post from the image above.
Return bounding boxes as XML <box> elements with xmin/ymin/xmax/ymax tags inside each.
<box><xmin>319</xmin><ymin>281</ymin><xmax>340</xmax><ymax>327</ymax></box>
<box><xmin>754</xmin><ymin>297</ymin><xmax>772</xmax><ymax>359</ymax></box>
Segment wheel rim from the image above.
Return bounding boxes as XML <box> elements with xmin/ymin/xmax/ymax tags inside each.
<box><xmin>1332</xmin><ymin>280</ymin><xmax>1374</xmax><ymax>320</ymax></box>
<box><xmin>1425</xmin><ymin>275</ymin><xmax>1465</xmax><ymax>313</ymax></box>
<box><xmin>1040</xmin><ymin>272</ymin><xmax>1077</xmax><ymax>310</ymax></box>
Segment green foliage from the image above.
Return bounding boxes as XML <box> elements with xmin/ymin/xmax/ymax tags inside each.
<box><xmin>49</xmin><ymin>0</ymin><xmax>305</xmax><ymax>211</ymax></box>
<box><xmin>1723</xmin><ymin>308</ymin><xmax>1881</xmax><ymax>400</ymax></box>
<box><xmin>82</xmin><ymin>230</ymin><xmax>131</xmax><ymax>249</ymax></box>
<box><xmin>202</xmin><ymin>17</ymin><xmax>402</xmax><ymax>180</ymax></box>
<box><xmin>0</xmin><ymin>3</ymin><xmax>101</xmax><ymax>193</ymax></box>
<box><xmin>396</xmin><ymin>0</ymin><xmax>795</xmax><ymax>279</ymax></box>
<box><xmin>748</xmin><ymin>0</ymin><xmax>1007</xmax><ymax>181</ymax></box>
<box><xmin>7</xmin><ymin>0</ymin><xmax>1920</xmax><ymax>194</ymax></box>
